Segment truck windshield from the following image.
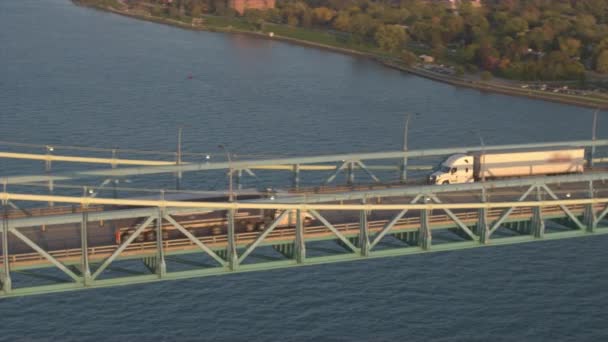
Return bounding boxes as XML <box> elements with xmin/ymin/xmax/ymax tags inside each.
<box><xmin>440</xmin><ymin>165</ymin><xmax>451</xmax><ymax>172</ymax></box>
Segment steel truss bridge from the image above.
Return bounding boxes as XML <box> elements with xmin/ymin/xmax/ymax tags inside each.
<box><xmin>1</xmin><ymin>138</ymin><xmax>608</xmax><ymax>298</ymax></box>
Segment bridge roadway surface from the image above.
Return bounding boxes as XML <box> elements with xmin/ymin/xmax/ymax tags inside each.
<box><xmin>3</xmin><ymin>179</ymin><xmax>607</xmax><ymax>270</ymax></box>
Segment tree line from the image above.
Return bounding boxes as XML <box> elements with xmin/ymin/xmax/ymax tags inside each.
<box><xmin>128</xmin><ymin>0</ymin><xmax>608</xmax><ymax>81</ymax></box>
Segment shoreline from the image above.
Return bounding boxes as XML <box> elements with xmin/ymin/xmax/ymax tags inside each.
<box><xmin>72</xmin><ymin>1</ymin><xmax>608</xmax><ymax>110</ymax></box>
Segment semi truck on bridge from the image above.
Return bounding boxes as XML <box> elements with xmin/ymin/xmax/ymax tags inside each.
<box><xmin>114</xmin><ymin>191</ymin><xmax>314</xmax><ymax>243</ymax></box>
<box><xmin>116</xmin><ymin>208</ymin><xmax>314</xmax><ymax>244</ymax></box>
<box><xmin>428</xmin><ymin>148</ymin><xmax>585</xmax><ymax>185</ymax></box>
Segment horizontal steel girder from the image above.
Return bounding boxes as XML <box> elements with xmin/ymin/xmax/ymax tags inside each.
<box><xmin>2</xmin><ymin>138</ymin><xmax>607</xmax><ymax>184</ymax></box>
<box><xmin>3</xmin><ymin>227</ymin><xmax>608</xmax><ymax>299</ymax></box>
<box><xmin>3</xmin><ymin>191</ymin><xmax>608</xmax><ymax>212</ymax></box>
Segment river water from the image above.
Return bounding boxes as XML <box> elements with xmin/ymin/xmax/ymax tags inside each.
<box><xmin>1</xmin><ymin>1</ymin><xmax>608</xmax><ymax>341</ymax></box>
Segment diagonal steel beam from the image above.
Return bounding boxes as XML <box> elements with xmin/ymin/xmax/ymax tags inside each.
<box><xmin>324</xmin><ymin>161</ymin><xmax>349</xmax><ymax>184</ymax></box>
<box><xmin>430</xmin><ymin>195</ymin><xmax>477</xmax><ymax>240</ymax></box>
<box><xmin>489</xmin><ymin>184</ymin><xmax>536</xmax><ymax>234</ymax></box>
<box><xmin>238</xmin><ymin>210</ymin><xmax>289</xmax><ymax>264</ymax></box>
<box><xmin>164</xmin><ymin>214</ymin><xmax>226</xmax><ymax>267</ymax></box>
<box><xmin>595</xmin><ymin>204</ymin><xmax>608</xmax><ymax>224</ymax></box>
<box><xmin>356</xmin><ymin>161</ymin><xmax>380</xmax><ymax>183</ymax></box>
<box><xmin>369</xmin><ymin>194</ymin><xmax>422</xmax><ymax>249</ymax></box>
<box><xmin>309</xmin><ymin>210</ymin><xmax>358</xmax><ymax>252</ymax></box>
<box><xmin>91</xmin><ymin>216</ymin><xmax>155</xmax><ymax>280</ymax></box>
<box><xmin>9</xmin><ymin>227</ymin><xmax>80</xmax><ymax>282</ymax></box>
<box><xmin>540</xmin><ymin>185</ymin><xmax>585</xmax><ymax>230</ymax></box>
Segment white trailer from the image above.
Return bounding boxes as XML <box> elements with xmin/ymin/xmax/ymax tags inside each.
<box><xmin>428</xmin><ymin>148</ymin><xmax>585</xmax><ymax>185</ymax></box>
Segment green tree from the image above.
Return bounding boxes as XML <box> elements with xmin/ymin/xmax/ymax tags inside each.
<box><xmin>442</xmin><ymin>15</ymin><xmax>464</xmax><ymax>42</ymax></box>
<box><xmin>503</xmin><ymin>17</ymin><xmax>528</xmax><ymax>36</ymax></box>
<box><xmin>454</xmin><ymin>65</ymin><xmax>465</xmax><ymax>77</ymax></box>
<box><xmin>287</xmin><ymin>14</ymin><xmax>299</xmax><ymax>26</ymax></box>
<box><xmin>481</xmin><ymin>71</ymin><xmax>493</xmax><ymax>81</ymax></box>
<box><xmin>374</xmin><ymin>24</ymin><xmax>408</xmax><ymax>52</ymax></box>
<box><xmin>264</xmin><ymin>8</ymin><xmax>282</xmax><ymax>24</ymax></box>
<box><xmin>458</xmin><ymin>44</ymin><xmax>478</xmax><ymax>64</ymax></box>
<box><xmin>332</xmin><ymin>12</ymin><xmax>351</xmax><ymax>32</ymax></box>
<box><xmin>597</xmin><ymin>50</ymin><xmax>608</xmax><ymax>73</ymax></box>
<box><xmin>350</xmin><ymin>13</ymin><xmax>377</xmax><ymax>41</ymax></box>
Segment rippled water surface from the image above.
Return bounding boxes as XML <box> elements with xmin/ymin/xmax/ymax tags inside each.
<box><xmin>1</xmin><ymin>1</ymin><xmax>608</xmax><ymax>341</ymax></box>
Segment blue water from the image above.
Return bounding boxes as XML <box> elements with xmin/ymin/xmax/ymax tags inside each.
<box><xmin>1</xmin><ymin>1</ymin><xmax>608</xmax><ymax>340</ymax></box>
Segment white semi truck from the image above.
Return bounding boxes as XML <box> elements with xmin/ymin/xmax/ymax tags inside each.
<box><xmin>428</xmin><ymin>148</ymin><xmax>585</xmax><ymax>185</ymax></box>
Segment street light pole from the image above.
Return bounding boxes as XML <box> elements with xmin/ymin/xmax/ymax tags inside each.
<box><xmin>218</xmin><ymin>144</ymin><xmax>234</xmax><ymax>202</ymax></box>
<box><xmin>591</xmin><ymin>109</ymin><xmax>599</xmax><ymax>168</ymax></box>
<box><xmin>400</xmin><ymin>113</ymin><xmax>410</xmax><ymax>183</ymax></box>
<box><xmin>401</xmin><ymin>112</ymin><xmax>419</xmax><ymax>183</ymax></box>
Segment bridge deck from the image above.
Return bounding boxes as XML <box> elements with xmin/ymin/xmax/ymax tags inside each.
<box><xmin>2</xmin><ymin>203</ymin><xmax>597</xmax><ymax>270</ymax></box>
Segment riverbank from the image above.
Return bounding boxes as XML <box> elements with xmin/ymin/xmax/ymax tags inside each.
<box><xmin>71</xmin><ymin>0</ymin><xmax>608</xmax><ymax>109</ymax></box>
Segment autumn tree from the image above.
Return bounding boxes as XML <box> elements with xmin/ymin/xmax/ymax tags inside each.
<box><xmin>330</xmin><ymin>12</ymin><xmax>347</xmax><ymax>31</ymax></box>
<box><xmin>375</xmin><ymin>24</ymin><xmax>407</xmax><ymax>52</ymax></box>
<box><xmin>312</xmin><ymin>7</ymin><xmax>335</xmax><ymax>25</ymax></box>
<box><xmin>597</xmin><ymin>50</ymin><xmax>608</xmax><ymax>73</ymax></box>
<box><xmin>559</xmin><ymin>37</ymin><xmax>582</xmax><ymax>58</ymax></box>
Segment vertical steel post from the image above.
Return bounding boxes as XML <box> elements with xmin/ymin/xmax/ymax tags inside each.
<box><xmin>532</xmin><ymin>186</ymin><xmax>545</xmax><ymax>238</ymax></box>
<box><xmin>420</xmin><ymin>207</ymin><xmax>431</xmax><ymax>250</ymax></box>
<box><xmin>111</xmin><ymin>148</ymin><xmax>118</xmax><ymax>198</ymax></box>
<box><xmin>227</xmin><ymin>208</ymin><xmax>238</xmax><ymax>270</ymax></box>
<box><xmin>295</xmin><ymin>209</ymin><xmax>306</xmax><ymax>263</ymax></box>
<box><xmin>478</xmin><ymin>186</ymin><xmax>489</xmax><ymax>243</ymax></box>
<box><xmin>292</xmin><ymin>164</ymin><xmax>300</xmax><ymax>190</ymax></box>
<box><xmin>81</xmin><ymin>187</ymin><xmax>91</xmax><ymax>285</ymax></box>
<box><xmin>347</xmin><ymin>162</ymin><xmax>355</xmax><ymax>185</ymax></box>
<box><xmin>156</xmin><ymin>207</ymin><xmax>167</xmax><ymax>277</ymax></box>
<box><xmin>236</xmin><ymin>169</ymin><xmax>243</xmax><ymax>190</ymax></box>
<box><xmin>176</xmin><ymin>127</ymin><xmax>183</xmax><ymax>190</ymax></box>
<box><xmin>1</xmin><ymin>183</ymin><xmax>11</xmax><ymax>293</ymax></box>
<box><xmin>218</xmin><ymin>145</ymin><xmax>234</xmax><ymax>202</ymax></box>
<box><xmin>590</xmin><ymin>109</ymin><xmax>598</xmax><ymax>168</ymax></box>
<box><xmin>359</xmin><ymin>199</ymin><xmax>370</xmax><ymax>256</ymax></box>
<box><xmin>585</xmin><ymin>180</ymin><xmax>596</xmax><ymax>232</ymax></box>
<box><xmin>400</xmin><ymin>113</ymin><xmax>410</xmax><ymax>182</ymax></box>
<box><xmin>45</xmin><ymin>145</ymin><xmax>54</xmax><ymax>207</ymax></box>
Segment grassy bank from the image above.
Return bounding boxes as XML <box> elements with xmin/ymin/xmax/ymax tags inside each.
<box><xmin>71</xmin><ymin>0</ymin><xmax>608</xmax><ymax>109</ymax></box>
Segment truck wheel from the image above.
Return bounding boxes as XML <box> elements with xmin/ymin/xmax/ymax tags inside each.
<box><xmin>212</xmin><ymin>226</ymin><xmax>222</xmax><ymax>235</ymax></box>
<box><xmin>303</xmin><ymin>217</ymin><xmax>312</xmax><ymax>226</ymax></box>
<box><xmin>442</xmin><ymin>181</ymin><xmax>449</xmax><ymax>185</ymax></box>
<box><xmin>162</xmin><ymin>231</ymin><xmax>169</xmax><ymax>240</ymax></box>
<box><xmin>135</xmin><ymin>232</ymin><xmax>145</xmax><ymax>243</ymax></box>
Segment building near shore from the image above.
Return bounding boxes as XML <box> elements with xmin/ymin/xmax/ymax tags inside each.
<box><xmin>229</xmin><ymin>0</ymin><xmax>276</xmax><ymax>15</ymax></box>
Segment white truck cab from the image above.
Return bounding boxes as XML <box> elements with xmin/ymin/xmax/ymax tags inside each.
<box><xmin>428</xmin><ymin>153</ymin><xmax>474</xmax><ymax>185</ymax></box>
